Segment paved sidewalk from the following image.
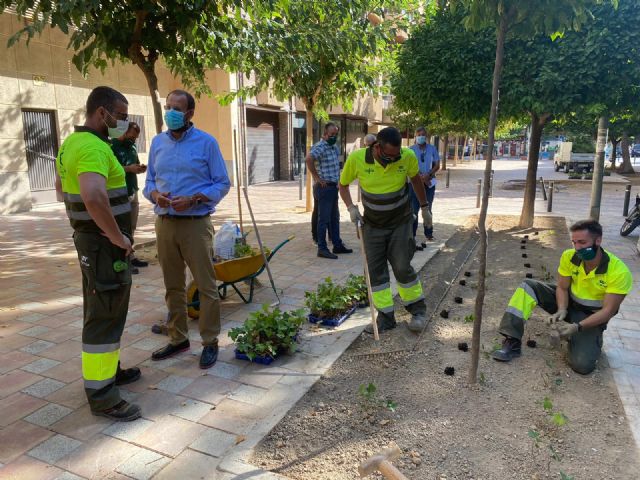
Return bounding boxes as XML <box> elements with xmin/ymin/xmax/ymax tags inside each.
<box><xmin>0</xmin><ymin>182</ymin><xmax>459</xmax><ymax>479</ymax></box>
<box><xmin>0</xmin><ymin>157</ymin><xmax>638</xmax><ymax>479</ymax></box>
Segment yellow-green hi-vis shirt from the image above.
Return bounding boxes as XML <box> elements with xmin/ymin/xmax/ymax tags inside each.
<box><xmin>56</xmin><ymin>127</ymin><xmax>131</xmax><ymax>234</ymax></box>
<box><xmin>557</xmin><ymin>248</ymin><xmax>633</xmax><ymax>310</ymax></box>
<box><xmin>340</xmin><ymin>146</ymin><xmax>419</xmax><ymax>228</ymax></box>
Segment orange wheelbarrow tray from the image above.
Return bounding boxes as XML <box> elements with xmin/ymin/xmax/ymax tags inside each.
<box><xmin>186</xmin><ymin>236</ymin><xmax>294</xmax><ymax>317</ymax></box>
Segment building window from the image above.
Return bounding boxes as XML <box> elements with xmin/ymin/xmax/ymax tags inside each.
<box><xmin>128</xmin><ymin>114</ymin><xmax>147</xmax><ymax>153</ymax></box>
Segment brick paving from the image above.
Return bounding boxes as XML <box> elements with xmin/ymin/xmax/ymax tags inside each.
<box><xmin>0</xmin><ymin>157</ymin><xmax>638</xmax><ymax>478</ymax></box>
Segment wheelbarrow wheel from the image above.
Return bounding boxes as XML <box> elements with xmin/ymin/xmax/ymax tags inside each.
<box><xmin>186</xmin><ymin>280</ymin><xmax>200</xmax><ymax>319</ymax></box>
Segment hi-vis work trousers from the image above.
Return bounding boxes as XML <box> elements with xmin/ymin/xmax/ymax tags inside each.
<box><xmin>498</xmin><ymin>279</ymin><xmax>605</xmax><ymax>374</ymax></box>
<box><xmin>73</xmin><ymin>232</ymin><xmax>131</xmax><ymax>411</ymax></box>
<box><xmin>362</xmin><ymin>219</ymin><xmax>426</xmax><ymax>321</ymax></box>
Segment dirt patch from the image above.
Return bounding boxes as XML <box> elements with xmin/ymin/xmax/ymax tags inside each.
<box><xmin>251</xmin><ymin>215</ymin><xmax>638</xmax><ymax>480</ymax></box>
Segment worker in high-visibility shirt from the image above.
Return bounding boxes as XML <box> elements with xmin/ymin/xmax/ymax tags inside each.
<box><xmin>493</xmin><ymin>219</ymin><xmax>632</xmax><ymax>374</ymax></box>
<box><xmin>55</xmin><ymin>86</ymin><xmax>142</xmax><ymax>421</ymax></box>
<box><xmin>339</xmin><ymin>127</ymin><xmax>431</xmax><ymax>333</ymax></box>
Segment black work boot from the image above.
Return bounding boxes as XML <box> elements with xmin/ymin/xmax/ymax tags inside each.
<box><xmin>364</xmin><ymin>313</ymin><xmax>397</xmax><ymax>334</ymax></box>
<box><xmin>492</xmin><ymin>336</ymin><xmax>522</xmax><ymax>362</ymax></box>
<box><xmin>115</xmin><ymin>362</ymin><xmax>141</xmax><ymax>386</ymax></box>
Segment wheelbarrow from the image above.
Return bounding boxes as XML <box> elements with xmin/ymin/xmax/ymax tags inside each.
<box><xmin>186</xmin><ymin>235</ymin><xmax>294</xmax><ymax>318</ymax></box>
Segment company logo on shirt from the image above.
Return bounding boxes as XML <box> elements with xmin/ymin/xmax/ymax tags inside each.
<box><xmin>597</xmin><ymin>279</ymin><xmax>607</xmax><ymax>287</ymax></box>
<box><xmin>397</xmin><ymin>165</ymin><xmax>406</xmax><ymax>173</ymax></box>
<box><xmin>364</xmin><ymin>167</ymin><xmax>375</xmax><ymax>174</ymax></box>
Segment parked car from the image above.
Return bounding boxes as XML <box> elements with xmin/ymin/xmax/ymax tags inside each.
<box><xmin>632</xmin><ymin>144</ymin><xmax>640</xmax><ymax>157</ymax></box>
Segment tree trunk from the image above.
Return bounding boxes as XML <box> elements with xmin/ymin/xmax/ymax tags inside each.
<box><xmin>128</xmin><ymin>12</ymin><xmax>163</xmax><ymax>134</ymax></box>
<box><xmin>140</xmin><ymin>65</ymin><xmax>163</xmax><ymax>133</ymax></box>
<box><xmin>453</xmin><ymin>135</ymin><xmax>459</xmax><ymax>165</ymax></box>
<box><xmin>469</xmin><ymin>13</ymin><xmax>508</xmax><ymax>384</ymax></box>
<box><xmin>610</xmin><ymin>137</ymin><xmax>619</xmax><ymax>170</ymax></box>
<box><xmin>442</xmin><ymin>135</ymin><xmax>449</xmax><ymax>170</ymax></box>
<box><xmin>589</xmin><ymin>116</ymin><xmax>609</xmax><ymax>221</ymax></box>
<box><xmin>618</xmin><ymin>132</ymin><xmax>635</xmax><ymax>174</ymax></box>
<box><xmin>472</xmin><ymin>136</ymin><xmax>477</xmax><ymax>161</ymax></box>
<box><xmin>305</xmin><ymin>107</ymin><xmax>314</xmax><ymax>212</ymax></box>
<box><xmin>518</xmin><ymin>112</ymin><xmax>549</xmax><ymax>228</ymax></box>
<box><xmin>128</xmin><ymin>49</ymin><xmax>162</xmax><ymax>133</ymax></box>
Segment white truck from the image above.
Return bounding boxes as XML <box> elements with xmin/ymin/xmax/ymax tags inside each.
<box><xmin>553</xmin><ymin>142</ymin><xmax>594</xmax><ymax>173</ymax></box>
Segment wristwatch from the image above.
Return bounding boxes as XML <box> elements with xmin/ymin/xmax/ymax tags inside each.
<box><xmin>192</xmin><ymin>196</ymin><xmax>202</xmax><ymax>206</ymax></box>
<box><xmin>577</xmin><ymin>322</ymin><xmax>583</xmax><ymax>332</ymax></box>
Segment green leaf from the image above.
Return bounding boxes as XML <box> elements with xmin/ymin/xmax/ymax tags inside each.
<box><xmin>542</xmin><ymin>397</ymin><xmax>553</xmax><ymax>412</ymax></box>
<box><xmin>552</xmin><ymin>412</ymin><xmax>568</xmax><ymax>427</ymax></box>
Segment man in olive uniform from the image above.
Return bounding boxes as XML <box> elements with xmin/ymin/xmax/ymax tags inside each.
<box><xmin>111</xmin><ymin>121</ymin><xmax>148</xmax><ymax>273</ymax></box>
<box><xmin>493</xmin><ymin>219</ymin><xmax>632</xmax><ymax>374</ymax></box>
<box><xmin>339</xmin><ymin>127</ymin><xmax>431</xmax><ymax>333</ymax></box>
<box><xmin>55</xmin><ymin>86</ymin><xmax>142</xmax><ymax>421</ymax></box>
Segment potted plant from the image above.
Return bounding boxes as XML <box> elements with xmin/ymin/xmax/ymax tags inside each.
<box><xmin>305</xmin><ymin>277</ymin><xmax>356</xmax><ymax>327</ymax></box>
<box><xmin>344</xmin><ymin>273</ymin><xmax>369</xmax><ymax>308</ymax></box>
<box><xmin>229</xmin><ymin>305</ymin><xmax>305</xmax><ymax>365</ymax></box>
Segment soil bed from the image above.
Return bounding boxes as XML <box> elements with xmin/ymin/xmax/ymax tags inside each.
<box><xmin>252</xmin><ymin>215</ymin><xmax>639</xmax><ymax>480</ymax></box>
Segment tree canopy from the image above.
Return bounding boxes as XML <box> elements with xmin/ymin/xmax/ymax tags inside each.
<box><xmin>3</xmin><ymin>0</ymin><xmax>248</xmax><ymax>132</ymax></box>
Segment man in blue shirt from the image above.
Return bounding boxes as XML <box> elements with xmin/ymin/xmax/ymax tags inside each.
<box><xmin>306</xmin><ymin>122</ymin><xmax>352</xmax><ymax>259</ymax></box>
<box><xmin>409</xmin><ymin>126</ymin><xmax>440</xmax><ymax>244</ymax></box>
<box><xmin>143</xmin><ymin>89</ymin><xmax>230</xmax><ymax>369</ymax></box>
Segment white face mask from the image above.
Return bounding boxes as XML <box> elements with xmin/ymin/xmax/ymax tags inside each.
<box><xmin>108</xmin><ymin>119</ymin><xmax>129</xmax><ymax>139</ymax></box>
<box><xmin>104</xmin><ymin>110</ymin><xmax>129</xmax><ymax>138</ymax></box>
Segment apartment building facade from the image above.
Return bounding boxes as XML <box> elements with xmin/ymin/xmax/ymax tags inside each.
<box><xmin>0</xmin><ymin>13</ymin><xmax>389</xmax><ymax>214</ymax></box>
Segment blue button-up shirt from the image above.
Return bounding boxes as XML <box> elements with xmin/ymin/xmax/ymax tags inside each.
<box><xmin>310</xmin><ymin>139</ymin><xmax>341</xmax><ymax>183</ymax></box>
<box><xmin>410</xmin><ymin>143</ymin><xmax>440</xmax><ymax>188</ymax></box>
<box><xmin>143</xmin><ymin>125</ymin><xmax>231</xmax><ymax>216</ymax></box>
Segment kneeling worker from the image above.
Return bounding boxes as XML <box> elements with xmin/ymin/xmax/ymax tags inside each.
<box><xmin>493</xmin><ymin>219</ymin><xmax>632</xmax><ymax>374</ymax></box>
<box><xmin>339</xmin><ymin>127</ymin><xmax>431</xmax><ymax>333</ymax></box>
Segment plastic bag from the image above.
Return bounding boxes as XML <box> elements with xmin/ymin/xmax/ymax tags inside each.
<box><xmin>214</xmin><ymin>221</ymin><xmax>241</xmax><ymax>260</ymax></box>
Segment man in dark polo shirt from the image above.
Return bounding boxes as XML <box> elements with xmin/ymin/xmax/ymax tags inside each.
<box><xmin>111</xmin><ymin>122</ymin><xmax>148</xmax><ymax>273</ymax></box>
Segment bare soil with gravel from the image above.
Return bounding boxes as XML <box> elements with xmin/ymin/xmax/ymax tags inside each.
<box><xmin>252</xmin><ymin>215</ymin><xmax>639</xmax><ymax>480</ymax></box>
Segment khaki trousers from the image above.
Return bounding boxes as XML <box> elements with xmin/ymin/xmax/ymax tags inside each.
<box><xmin>155</xmin><ymin>216</ymin><xmax>220</xmax><ymax>346</ymax></box>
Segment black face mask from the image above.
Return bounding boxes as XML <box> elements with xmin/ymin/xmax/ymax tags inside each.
<box><xmin>376</xmin><ymin>145</ymin><xmax>402</xmax><ymax>164</ymax></box>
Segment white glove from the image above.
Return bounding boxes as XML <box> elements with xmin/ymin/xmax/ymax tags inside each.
<box><xmin>557</xmin><ymin>322</ymin><xmax>579</xmax><ymax>339</ymax></box>
<box><xmin>348</xmin><ymin>204</ymin><xmax>363</xmax><ymax>225</ymax></box>
<box><xmin>548</xmin><ymin>309</ymin><xmax>568</xmax><ymax>325</ymax></box>
<box><xmin>421</xmin><ymin>205</ymin><xmax>432</xmax><ymax>228</ymax></box>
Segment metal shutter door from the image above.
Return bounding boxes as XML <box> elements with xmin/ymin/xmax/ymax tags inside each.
<box><xmin>246</xmin><ymin>123</ymin><xmax>275</xmax><ymax>184</ymax></box>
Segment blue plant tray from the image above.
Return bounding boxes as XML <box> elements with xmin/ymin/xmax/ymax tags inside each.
<box><xmin>234</xmin><ymin>350</ymin><xmax>275</xmax><ymax>365</ymax></box>
<box><xmin>234</xmin><ymin>333</ymin><xmax>299</xmax><ymax>365</ymax></box>
<box><xmin>308</xmin><ymin>305</ymin><xmax>356</xmax><ymax>327</ymax></box>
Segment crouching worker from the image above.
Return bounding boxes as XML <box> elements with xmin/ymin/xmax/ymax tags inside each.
<box><xmin>493</xmin><ymin>219</ymin><xmax>632</xmax><ymax>374</ymax></box>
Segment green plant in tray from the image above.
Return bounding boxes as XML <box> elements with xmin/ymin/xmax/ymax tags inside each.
<box><xmin>228</xmin><ymin>305</ymin><xmax>305</xmax><ymax>360</ymax></box>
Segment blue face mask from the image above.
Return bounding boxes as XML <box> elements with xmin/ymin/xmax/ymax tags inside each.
<box><xmin>576</xmin><ymin>243</ymin><xmax>598</xmax><ymax>261</ymax></box>
<box><xmin>415</xmin><ymin>135</ymin><xmax>427</xmax><ymax>145</ymax></box>
<box><xmin>164</xmin><ymin>109</ymin><xmax>186</xmax><ymax>131</ymax></box>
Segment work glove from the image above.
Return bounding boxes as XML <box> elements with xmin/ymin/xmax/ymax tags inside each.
<box><xmin>556</xmin><ymin>322</ymin><xmax>579</xmax><ymax>339</ymax></box>
<box><xmin>547</xmin><ymin>309</ymin><xmax>568</xmax><ymax>325</ymax></box>
<box><xmin>421</xmin><ymin>205</ymin><xmax>432</xmax><ymax>228</ymax></box>
<box><xmin>348</xmin><ymin>204</ymin><xmax>363</xmax><ymax>225</ymax></box>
